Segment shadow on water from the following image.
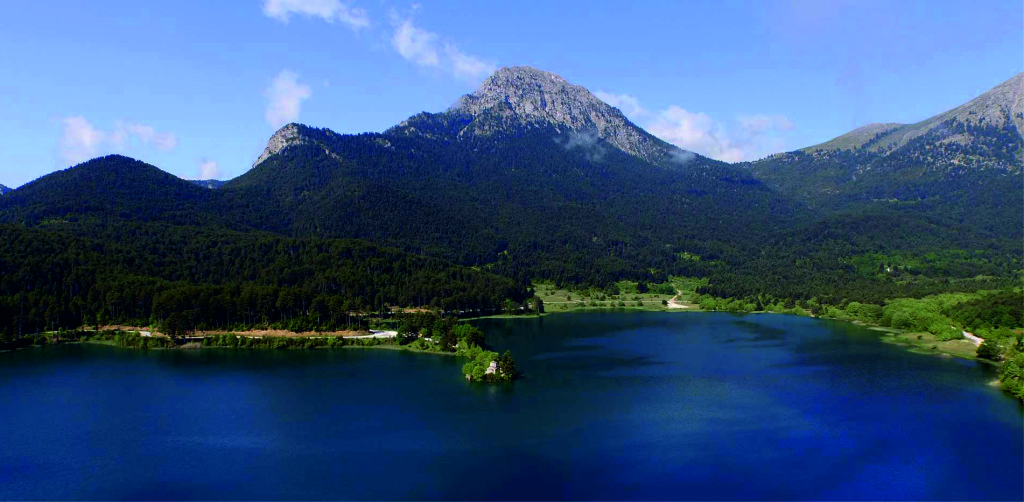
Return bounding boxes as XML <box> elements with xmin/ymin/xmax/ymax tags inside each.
<box><xmin>722</xmin><ymin>319</ymin><xmax>788</xmax><ymax>344</ymax></box>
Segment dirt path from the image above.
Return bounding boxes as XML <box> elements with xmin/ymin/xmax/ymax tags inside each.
<box><xmin>667</xmin><ymin>288</ymin><xmax>690</xmax><ymax>309</ymax></box>
<box><xmin>962</xmin><ymin>331</ymin><xmax>984</xmax><ymax>347</ymax></box>
<box><xmin>346</xmin><ymin>330</ymin><xmax>398</xmax><ymax>339</ymax></box>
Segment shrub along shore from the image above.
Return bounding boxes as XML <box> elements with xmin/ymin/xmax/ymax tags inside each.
<box><xmin>4</xmin><ymin>312</ymin><xmax>521</xmax><ymax>384</ymax></box>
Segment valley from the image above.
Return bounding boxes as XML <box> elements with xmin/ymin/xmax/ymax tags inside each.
<box><xmin>0</xmin><ymin>67</ymin><xmax>1021</xmax><ymax>399</ymax></box>
<box><xmin>3</xmin><ymin>3</ymin><xmax>1022</xmax><ymax>500</ymax></box>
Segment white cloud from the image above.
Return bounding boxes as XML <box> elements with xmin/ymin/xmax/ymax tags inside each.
<box><xmin>738</xmin><ymin>114</ymin><xmax>794</xmax><ymax>133</ymax></box>
<box><xmin>595</xmin><ymin>91</ymin><xmax>647</xmax><ymax>119</ymax></box>
<box><xmin>595</xmin><ymin>92</ymin><xmax>796</xmax><ymax>162</ymax></box>
<box><xmin>197</xmin><ymin>159</ymin><xmax>221</xmax><ymax>179</ymax></box>
<box><xmin>59</xmin><ymin>117</ymin><xmax>177</xmax><ymax>165</ymax></box>
<box><xmin>648</xmin><ymin>106</ymin><xmax>747</xmax><ymax>163</ymax></box>
<box><xmin>59</xmin><ymin>116</ymin><xmax>105</xmax><ymax>165</ymax></box>
<box><xmin>111</xmin><ymin>122</ymin><xmax>178</xmax><ymax>151</ymax></box>
<box><xmin>265</xmin><ymin>70</ymin><xmax>312</xmax><ymax>129</ymax></box>
<box><xmin>391</xmin><ymin>18</ymin><xmax>440</xmax><ymax>67</ymax></box>
<box><xmin>446</xmin><ymin>43</ymin><xmax>496</xmax><ymax>82</ymax></box>
<box><xmin>387</xmin><ymin>13</ymin><xmax>495</xmax><ymax>82</ymax></box>
<box><xmin>262</xmin><ymin>0</ymin><xmax>369</xmax><ymax>30</ymax></box>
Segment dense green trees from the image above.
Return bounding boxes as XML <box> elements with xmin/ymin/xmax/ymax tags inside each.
<box><xmin>0</xmin><ymin>119</ymin><xmax>1019</xmax><ymax>362</ymax></box>
<box><xmin>999</xmin><ymin>350</ymin><xmax>1024</xmax><ymax>400</ymax></box>
<box><xmin>0</xmin><ymin>223</ymin><xmax>526</xmax><ymax>336</ymax></box>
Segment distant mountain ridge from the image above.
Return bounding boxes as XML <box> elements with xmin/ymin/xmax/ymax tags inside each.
<box><xmin>190</xmin><ymin>179</ymin><xmax>226</xmax><ymax>189</ymax></box>
<box><xmin>0</xmin><ymin>184</ymin><xmax>10</xmax><ymax>195</ymax></box>
<box><xmin>746</xmin><ymin>72</ymin><xmax>1023</xmax><ymax>238</ymax></box>
<box><xmin>805</xmin><ymin>73</ymin><xmax>1023</xmax><ymax>155</ymax></box>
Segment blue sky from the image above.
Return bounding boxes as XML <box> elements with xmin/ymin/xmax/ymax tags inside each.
<box><xmin>1</xmin><ymin>0</ymin><xmax>1020</xmax><ymax>187</ymax></box>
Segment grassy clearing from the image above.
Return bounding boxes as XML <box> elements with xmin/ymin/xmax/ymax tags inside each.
<box><xmin>532</xmin><ymin>279</ymin><xmax>700</xmax><ymax>313</ymax></box>
<box><xmin>874</xmin><ymin>330</ymin><xmax>983</xmax><ymax>360</ymax></box>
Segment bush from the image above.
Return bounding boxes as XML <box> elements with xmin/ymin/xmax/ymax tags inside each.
<box><xmin>977</xmin><ymin>339</ymin><xmax>1002</xmax><ymax>361</ymax></box>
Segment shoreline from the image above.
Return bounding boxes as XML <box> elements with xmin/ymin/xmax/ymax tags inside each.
<box><xmin>470</xmin><ymin>306</ymin><xmax>990</xmax><ymax>365</ymax></box>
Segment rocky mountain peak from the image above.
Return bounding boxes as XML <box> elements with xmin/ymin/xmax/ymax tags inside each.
<box><xmin>0</xmin><ymin>184</ymin><xmax>10</xmax><ymax>195</ymax></box>
<box><xmin>446</xmin><ymin>66</ymin><xmax>678</xmax><ymax>162</ymax></box>
<box><xmin>253</xmin><ymin>123</ymin><xmax>306</xmax><ymax>168</ymax></box>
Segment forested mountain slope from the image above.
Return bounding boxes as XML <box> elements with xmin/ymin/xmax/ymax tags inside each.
<box><xmin>0</xmin><ymin>67</ymin><xmax>1019</xmax><ymax>340</ymax></box>
<box><xmin>0</xmin><ymin>155</ymin><xmax>223</xmax><ymax>227</ymax></box>
<box><xmin>745</xmin><ymin>73</ymin><xmax>1023</xmax><ymax>237</ymax></box>
<box><xmin>218</xmin><ymin>122</ymin><xmax>793</xmax><ymax>285</ymax></box>
<box><xmin>219</xmin><ymin>67</ymin><xmax>797</xmax><ymax>285</ymax></box>
<box><xmin>0</xmin><ymin>223</ymin><xmax>525</xmax><ymax>336</ymax></box>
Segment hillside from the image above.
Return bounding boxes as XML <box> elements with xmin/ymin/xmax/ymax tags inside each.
<box><xmin>220</xmin><ymin>67</ymin><xmax>795</xmax><ymax>284</ymax></box>
<box><xmin>804</xmin><ymin>73</ymin><xmax>1023</xmax><ymax>154</ymax></box>
<box><xmin>0</xmin><ymin>155</ymin><xmax>222</xmax><ymax>227</ymax></box>
<box><xmin>0</xmin><ymin>66</ymin><xmax>1019</xmax><ymax>339</ymax></box>
<box><xmin>0</xmin><ymin>222</ymin><xmax>526</xmax><ymax>336</ymax></box>
<box><xmin>747</xmin><ymin>73</ymin><xmax>1023</xmax><ymax>238</ymax></box>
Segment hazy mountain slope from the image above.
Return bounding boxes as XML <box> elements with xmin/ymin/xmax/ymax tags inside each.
<box><xmin>0</xmin><ymin>184</ymin><xmax>11</xmax><ymax>195</ymax></box>
<box><xmin>191</xmin><ymin>179</ymin><xmax>226</xmax><ymax>189</ymax></box>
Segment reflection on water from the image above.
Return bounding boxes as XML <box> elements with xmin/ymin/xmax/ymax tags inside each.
<box><xmin>1</xmin><ymin>311</ymin><xmax>1020</xmax><ymax>501</ymax></box>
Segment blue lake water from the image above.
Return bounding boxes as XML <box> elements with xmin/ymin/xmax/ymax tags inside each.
<box><xmin>1</xmin><ymin>312</ymin><xmax>1021</xmax><ymax>500</ymax></box>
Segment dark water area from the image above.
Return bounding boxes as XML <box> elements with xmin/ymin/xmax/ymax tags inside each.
<box><xmin>1</xmin><ymin>312</ymin><xmax>1021</xmax><ymax>500</ymax></box>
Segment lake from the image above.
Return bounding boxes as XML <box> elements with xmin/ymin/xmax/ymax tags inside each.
<box><xmin>1</xmin><ymin>312</ymin><xmax>1021</xmax><ymax>500</ymax></box>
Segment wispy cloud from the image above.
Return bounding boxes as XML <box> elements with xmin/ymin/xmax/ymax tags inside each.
<box><xmin>389</xmin><ymin>12</ymin><xmax>495</xmax><ymax>82</ymax></box>
<box><xmin>265</xmin><ymin>70</ymin><xmax>312</xmax><ymax>129</ymax></box>
<box><xmin>648</xmin><ymin>106</ymin><xmax>747</xmax><ymax>163</ymax></box>
<box><xmin>595</xmin><ymin>91</ymin><xmax>647</xmax><ymax>119</ymax></box>
<box><xmin>737</xmin><ymin>114</ymin><xmax>794</xmax><ymax>133</ymax></box>
<box><xmin>59</xmin><ymin>117</ymin><xmax>105</xmax><ymax>165</ymax></box>
<box><xmin>445</xmin><ymin>43</ymin><xmax>496</xmax><ymax>82</ymax></box>
<box><xmin>59</xmin><ymin>116</ymin><xmax>177</xmax><ymax>165</ymax></box>
<box><xmin>558</xmin><ymin>129</ymin><xmax>607</xmax><ymax>162</ymax></box>
<box><xmin>595</xmin><ymin>92</ymin><xmax>796</xmax><ymax>162</ymax></box>
<box><xmin>262</xmin><ymin>0</ymin><xmax>369</xmax><ymax>30</ymax></box>
<box><xmin>110</xmin><ymin>122</ymin><xmax>178</xmax><ymax>151</ymax></box>
<box><xmin>391</xmin><ymin>17</ymin><xmax>440</xmax><ymax>67</ymax></box>
<box><xmin>197</xmin><ymin>159</ymin><xmax>221</xmax><ymax>180</ymax></box>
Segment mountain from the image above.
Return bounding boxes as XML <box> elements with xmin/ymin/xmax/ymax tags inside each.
<box><xmin>220</xmin><ymin>67</ymin><xmax>790</xmax><ymax>284</ymax></box>
<box><xmin>802</xmin><ymin>123</ymin><xmax>906</xmax><ymax>152</ymax></box>
<box><xmin>0</xmin><ymin>66</ymin><xmax>1018</xmax><ymax>340</ymax></box>
<box><xmin>419</xmin><ymin>66</ymin><xmax>686</xmax><ymax>166</ymax></box>
<box><xmin>0</xmin><ymin>184</ymin><xmax>10</xmax><ymax>195</ymax></box>
<box><xmin>0</xmin><ymin>155</ymin><xmax>220</xmax><ymax>226</ymax></box>
<box><xmin>805</xmin><ymin>73</ymin><xmax>1023</xmax><ymax>154</ymax></box>
<box><xmin>191</xmin><ymin>179</ymin><xmax>226</xmax><ymax>189</ymax></box>
<box><xmin>746</xmin><ymin>73</ymin><xmax>1023</xmax><ymax>237</ymax></box>
<box><xmin>252</xmin><ymin>123</ymin><xmax>306</xmax><ymax>168</ymax></box>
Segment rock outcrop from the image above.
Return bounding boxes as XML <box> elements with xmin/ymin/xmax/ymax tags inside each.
<box><xmin>443</xmin><ymin>66</ymin><xmax>683</xmax><ymax>164</ymax></box>
<box><xmin>253</xmin><ymin>123</ymin><xmax>306</xmax><ymax>168</ymax></box>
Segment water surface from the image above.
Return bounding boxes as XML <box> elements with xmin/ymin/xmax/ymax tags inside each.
<box><xmin>1</xmin><ymin>312</ymin><xmax>1020</xmax><ymax>500</ymax></box>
